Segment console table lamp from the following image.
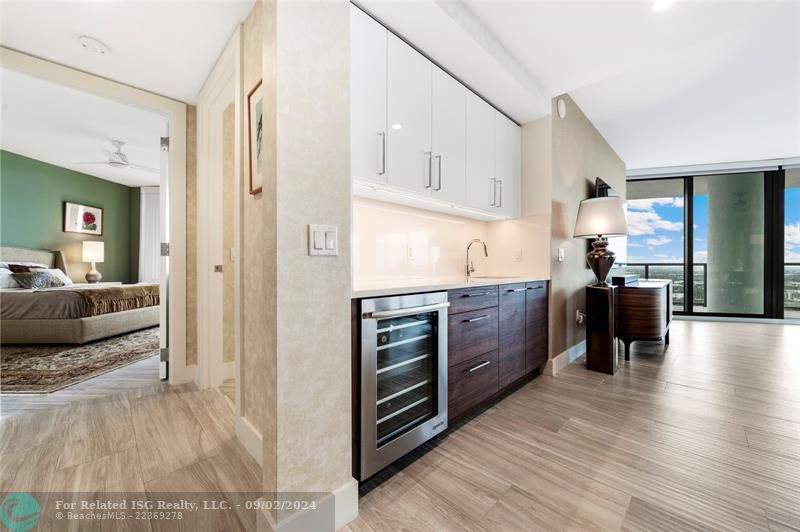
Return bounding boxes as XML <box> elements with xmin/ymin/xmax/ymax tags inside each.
<box><xmin>574</xmin><ymin>196</ymin><xmax>628</xmax><ymax>286</ymax></box>
<box><xmin>83</xmin><ymin>241</ymin><xmax>104</xmax><ymax>283</ymax></box>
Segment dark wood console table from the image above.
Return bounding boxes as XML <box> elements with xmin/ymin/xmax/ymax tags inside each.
<box><xmin>586</xmin><ymin>280</ymin><xmax>672</xmax><ymax>374</ymax></box>
<box><xmin>616</xmin><ymin>280</ymin><xmax>672</xmax><ymax>360</ymax></box>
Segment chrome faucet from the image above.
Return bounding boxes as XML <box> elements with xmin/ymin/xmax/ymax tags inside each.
<box><xmin>466</xmin><ymin>239</ymin><xmax>488</xmax><ymax>278</ymax></box>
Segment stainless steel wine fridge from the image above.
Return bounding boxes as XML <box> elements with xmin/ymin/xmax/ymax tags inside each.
<box><xmin>358</xmin><ymin>292</ymin><xmax>449</xmax><ymax>480</ymax></box>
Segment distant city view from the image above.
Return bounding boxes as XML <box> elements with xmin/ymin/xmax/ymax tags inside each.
<box><xmin>619</xmin><ymin>184</ymin><xmax>800</xmax><ymax>317</ymax></box>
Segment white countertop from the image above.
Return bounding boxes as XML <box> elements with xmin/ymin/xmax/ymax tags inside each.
<box><xmin>352</xmin><ymin>276</ymin><xmax>549</xmax><ymax>299</ymax></box>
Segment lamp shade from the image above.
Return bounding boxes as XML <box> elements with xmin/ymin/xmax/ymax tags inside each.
<box><xmin>573</xmin><ymin>196</ymin><xmax>628</xmax><ymax>238</ymax></box>
<box><xmin>82</xmin><ymin>241</ymin><xmax>105</xmax><ymax>263</ymax></box>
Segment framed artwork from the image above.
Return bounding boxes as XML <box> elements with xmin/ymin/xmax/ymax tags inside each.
<box><xmin>247</xmin><ymin>79</ymin><xmax>264</xmax><ymax>195</ymax></box>
<box><xmin>63</xmin><ymin>202</ymin><xmax>103</xmax><ymax>236</ymax></box>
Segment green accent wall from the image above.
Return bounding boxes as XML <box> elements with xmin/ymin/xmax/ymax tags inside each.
<box><xmin>1</xmin><ymin>150</ymin><xmax>138</xmax><ymax>283</ymax></box>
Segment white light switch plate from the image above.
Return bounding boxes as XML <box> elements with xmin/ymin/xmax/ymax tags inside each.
<box><xmin>308</xmin><ymin>224</ymin><xmax>338</xmax><ymax>256</ymax></box>
<box><xmin>558</xmin><ymin>247</ymin><xmax>566</xmax><ymax>262</ymax></box>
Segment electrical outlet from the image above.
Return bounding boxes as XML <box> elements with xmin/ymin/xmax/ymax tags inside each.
<box><xmin>407</xmin><ymin>246</ymin><xmax>415</xmax><ymax>261</ymax></box>
<box><xmin>576</xmin><ymin>309</ymin><xmax>585</xmax><ymax>324</ymax></box>
<box><xmin>558</xmin><ymin>248</ymin><xmax>566</xmax><ymax>262</ymax></box>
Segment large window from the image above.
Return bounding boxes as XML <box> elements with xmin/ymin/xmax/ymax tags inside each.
<box><xmin>787</xmin><ymin>169</ymin><xmax>800</xmax><ymax>318</ymax></box>
<box><xmin>625</xmin><ymin>170</ymin><xmax>792</xmax><ymax>318</ymax></box>
<box><xmin>693</xmin><ymin>173</ymin><xmax>764</xmax><ymax>315</ymax></box>
<box><xmin>623</xmin><ymin>179</ymin><xmax>686</xmax><ymax>311</ymax></box>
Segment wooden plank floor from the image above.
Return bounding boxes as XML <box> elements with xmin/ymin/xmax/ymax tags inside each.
<box><xmin>348</xmin><ymin>320</ymin><xmax>800</xmax><ymax>532</ymax></box>
<box><xmin>2</xmin><ymin>320</ymin><xmax>799</xmax><ymax>530</ymax></box>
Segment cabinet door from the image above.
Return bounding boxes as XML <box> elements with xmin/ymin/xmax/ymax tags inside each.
<box><xmin>350</xmin><ymin>6</ymin><xmax>387</xmax><ymax>184</ymax></box>
<box><xmin>525</xmin><ymin>281</ymin><xmax>548</xmax><ymax>373</ymax></box>
<box><xmin>387</xmin><ymin>34</ymin><xmax>432</xmax><ymax>195</ymax></box>
<box><xmin>431</xmin><ymin>66</ymin><xmax>466</xmax><ymax>204</ymax></box>
<box><xmin>498</xmin><ymin>283</ymin><xmax>527</xmax><ymax>388</ymax></box>
<box><xmin>494</xmin><ymin>112</ymin><xmax>521</xmax><ymax>218</ymax></box>
<box><xmin>464</xmin><ymin>92</ymin><xmax>495</xmax><ymax>211</ymax></box>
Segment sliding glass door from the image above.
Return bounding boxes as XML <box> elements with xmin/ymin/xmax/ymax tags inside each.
<box><xmin>623</xmin><ymin>179</ymin><xmax>686</xmax><ymax>311</ymax></box>
<box><xmin>787</xmin><ymin>169</ymin><xmax>800</xmax><ymax>318</ymax></box>
<box><xmin>693</xmin><ymin>173</ymin><xmax>765</xmax><ymax>315</ymax></box>
<box><xmin>625</xmin><ymin>169</ymin><xmax>792</xmax><ymax>318</ymax></box>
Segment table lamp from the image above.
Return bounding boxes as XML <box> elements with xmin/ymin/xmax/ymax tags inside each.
<box><xmin>573</xmin><ymin>196</ymin><xmax>628</xmax><ymax>286</ymax></box>
<box><xmin>83</xmin><ymin>241</ymin><xmax>105</xmax><ymax>283</ymax></box>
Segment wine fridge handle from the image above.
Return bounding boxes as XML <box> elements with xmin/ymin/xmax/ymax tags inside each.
<box><xmin>366</xmin><ymin>302</ymin><xmax>450</xmax><ymax>320</ymax></box>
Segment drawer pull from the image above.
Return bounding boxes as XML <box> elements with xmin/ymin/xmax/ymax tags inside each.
<box><xmin>507</xmin><ymin>288</ymin><xmax>527</xmax><ymax>292</ymax></box>
<box><xmin>463</xmin><ymin>292</ymin><xmax>490</xmax><ymax>298</ymax></box>
<box><xmin>466</xmin><ymin>360</ymin><xmax>491</xmax><ymax>373</ymax></box>
<box><xmin>464</xmin><ymin>315</ymin><xmax>489</xmax><ymax>323</ymax></box>
<box><xmin>527</xmin><ymin>286</ymin><xmax>543</xmax><ymax>290</ymax></box>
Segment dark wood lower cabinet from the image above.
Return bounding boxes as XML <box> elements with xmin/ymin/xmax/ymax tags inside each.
<box><xmin>498</xmin><ymin>284</ymin><xmax>527</xmax><ymax>388</ymax></box>
<box><xmin>447</xmin><ymin>280</ymin><xmax>549</xmax><ymax>422</ymax></box>
<box><xmin>448</xmin><ymin>350</ymin><xmax>499</xmax><ymax>420</ymax></box>
<box><xmin>525</xmin><ymin>281</ymin><xmax>548</xmax><ymax>372</ymax></box>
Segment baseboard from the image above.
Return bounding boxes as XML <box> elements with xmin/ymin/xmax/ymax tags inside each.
<box><xmin>236</xmin><ymin>415</ymin><xmax>263</xmax><ymax>466</ymax></box>
<box><xmin>223</xmin><ymin>361</ymin><xmax>235</xmax><ymax>380</ymax></box>
<box><xmin>256</xmin><ymin>477</ymin><xmax>358</xmax><ymax>531</ymax></box>
<box><xmin>543</xmin><ymin>340</ymin><xmax>586</xmax><ymax>376</ymax></box>
<box><xmin>169</xmin><ymin>363</ymin><xmax>196</xmax><ymax>385</ymax></box>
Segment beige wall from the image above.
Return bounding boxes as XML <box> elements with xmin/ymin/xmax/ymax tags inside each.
<box><xmin>549</xmin><ymin>94</ymin><xmax>626</xmax><ymax>358</ymax></box>
<box><xmin>270</xmin><ymin>0</ymin><xmax>352</xmax><ymax>497</ymax></box>
<box><xmin>222</xmin><ymin>103</ymin><xmax>235</xmax><ymax>363</ymax></box>
<box><xmin>240</xmin><ymin>0</ymin><xmax>267</xmax><ymax>430</ymax></box>
<box><xmin>185</xmin><ymin>105</ymin><xmax>197</xmax><ymax>365</ymax></box>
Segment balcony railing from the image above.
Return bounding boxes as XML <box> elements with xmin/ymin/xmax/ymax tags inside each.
<box><xmin>620</xmin><ymin>262</ymin><xmax>800</xmax><ymax>312</ymax></box>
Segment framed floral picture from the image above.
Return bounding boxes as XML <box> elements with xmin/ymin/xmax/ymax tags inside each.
<box><xmin>247</xmin><ymin>79</ymin><xmax>264</xmax><ymax>195</ymax></box>
<box><xmin>63</xmin><ymin>201</ymin><xmax>103</xmax><ymax>236</ymax></box>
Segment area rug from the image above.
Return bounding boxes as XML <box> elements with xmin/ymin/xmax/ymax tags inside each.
<box><xmin>1</xmin><ymin>327</ymin><xmax>159</xmax><ymax>394</ymax></box>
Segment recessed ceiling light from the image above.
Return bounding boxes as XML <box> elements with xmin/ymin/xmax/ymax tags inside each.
<box><xmin>652</xmin><ymin>0</ymin><xmax>677</xmax><ymax>11</ymax></box>
<box><xmin>78</xmin><ymin>35</ymin><xmax>109</xmax><ymax>55</ymax></box>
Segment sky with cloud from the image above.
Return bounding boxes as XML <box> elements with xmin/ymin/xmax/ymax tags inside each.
<box><xmin>626</xmin><ymin>188</ymin><xmax>800</xmax><ymax>264</ymax></box>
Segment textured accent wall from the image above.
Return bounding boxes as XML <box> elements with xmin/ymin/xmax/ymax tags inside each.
<box><xmin>222</xmin><ymin>103</ymin><xmax>235</xmax><ymax>363</ymax></box>
<box><xmin>185</xmin><ymin>106</ymin><xmax>198</xmax><ymax>366</ymax></box>
<box><xmin>549</xmin><ymin>95</ymin><xmax>626</xmax><ymax>358</ymax></box>
<box><xmin>0</xmin><ymin>150</ymin><xmax>137</xmax><ymax>283</ymax></box>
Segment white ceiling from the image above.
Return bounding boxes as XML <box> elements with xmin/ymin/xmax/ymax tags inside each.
<box><xmin>367</xmin><ymin>0</ymin><xmax>800</xmax><ymax>170</ymax></box>
<box><xmin>0</xmin><ymin>0</ymin><xmax>254</xmax><ymax>103</ymax></box>
<box><xmin>1</xmin><ymin>68</ymin><xmax>167</xmax><ymax>187</ymax></box>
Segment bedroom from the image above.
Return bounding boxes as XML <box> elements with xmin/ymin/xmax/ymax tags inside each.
<box><xmin>0</xmin><ymin>68</ymin><xmax>165</xmax><ymax>404</ymax></box>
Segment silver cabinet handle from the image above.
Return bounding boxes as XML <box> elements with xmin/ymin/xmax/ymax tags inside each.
<box><xmin>464</xmin><ymin>315</ymin><xmax>489</xmax><ymax>323</ymax></box>
<box><xmin>527</xmin><ymin>285</ymin><xmax>543</xmax><ymax>290</ymax></box>
<box><xmin>424</xmin><ymin>151</ymin><xmax>432</xmax><ymax>188</ymax></box>
<box><xmin>466</xmin><ymin>360</ymin><xmax>491</xmax><ymax>373</ymax></box>
<box><xmin>366</xmin><ymin>301</ymin><xmax>450</xmax><ymax>320</ymax></box>
<box><xmin>463</xmin><ymin>292</ymin><xmax>489</xmax><ymax>298</ymax></box>
<box><xmin>490</xmin><ymin>178</ymin><xmax>496</xmax><ymax>206</ymax></box>
<box><xmin>435</xmin><ymin>155</ymin><xmax>442</xmax><ymax>191</ymax></box>
<box><xmin>377</xmin><ymin>132</ymin><xmax>386</xmax><ymax>175</ymax></box>
<box><xmin>498</xmin><ymin>179</ymin><xmax>503</xmax><ymax>208</ymax></box>
<box><xmin>507</xmin><ymin>288</ymin><xmax>526</xmax><ymax>292</ymax></box>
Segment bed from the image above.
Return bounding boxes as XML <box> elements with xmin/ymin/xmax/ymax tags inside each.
<box><xmin>1</xmin><ymin>245</ymin><xmax>160</xmax><ymax>344</ymax></box>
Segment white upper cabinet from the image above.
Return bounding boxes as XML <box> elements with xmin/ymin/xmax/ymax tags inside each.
<box><xmin>350</xmin><ymin>8</ymin><xmax>523</xmax><ymax>220</ymax></box>
<box><xmin>464</xmin><ymin>92</ymin><xmax>496</xmax><ymax>211</ymax></box>
<box><xmin>387</xmin><ymin>34</ymin><xmax>432</xmax><ymax>195</ymax></box>
<box><xmin>350</xmin><ymin>6</ymin><xmax>387</xmax><ymax>184</ymax></box>
<box><xmin>494</xmin><ymin>112</ymin><xmax>521</xmax><ymax>218</ymax></box>
<box><xmin>431</xmin><ymin>66</ymin><xmax>466</xmax><ymax>204</ymax></box>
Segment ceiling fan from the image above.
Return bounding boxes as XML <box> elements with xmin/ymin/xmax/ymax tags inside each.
<box><xmin>75</xmin><ymin>140</ymin><xmax>159</xmax><ymax>174</ymax></box>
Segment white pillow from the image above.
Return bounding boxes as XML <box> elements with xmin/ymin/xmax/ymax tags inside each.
<box><xmin>0</xmin><ymin>267</ymin><xmax>20</xmax><ymax>288</ymax></box>
<box><xmin>30</xmin><ymin>268</ymin><xmax>73</xmax><ymax>286</ymax></box>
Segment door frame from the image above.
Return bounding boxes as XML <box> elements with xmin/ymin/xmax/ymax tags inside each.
<box><xmin>195</xmin><ymin>27</ymin><xmax>242</xmax><ymax>392</ymax></box>
<box><xmin>1</xmin><ymin>46</ymin><xmax>190</xmax><ymax>384</ymax></box>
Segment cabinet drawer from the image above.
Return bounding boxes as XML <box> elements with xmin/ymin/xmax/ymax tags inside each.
<box><xmin>448</xmin><ymin>307</ymin><xmax>498</xmax><ymax>366</ymax></box>
<box><xmin>448</xmin><ymin>285</ymin><xmax>498</xmax><ymax>314</ymax></box>
<box><xmin>448</xmin><ymin>350</ymin><xmax>499</xmax><ymax>420</ymax></box>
